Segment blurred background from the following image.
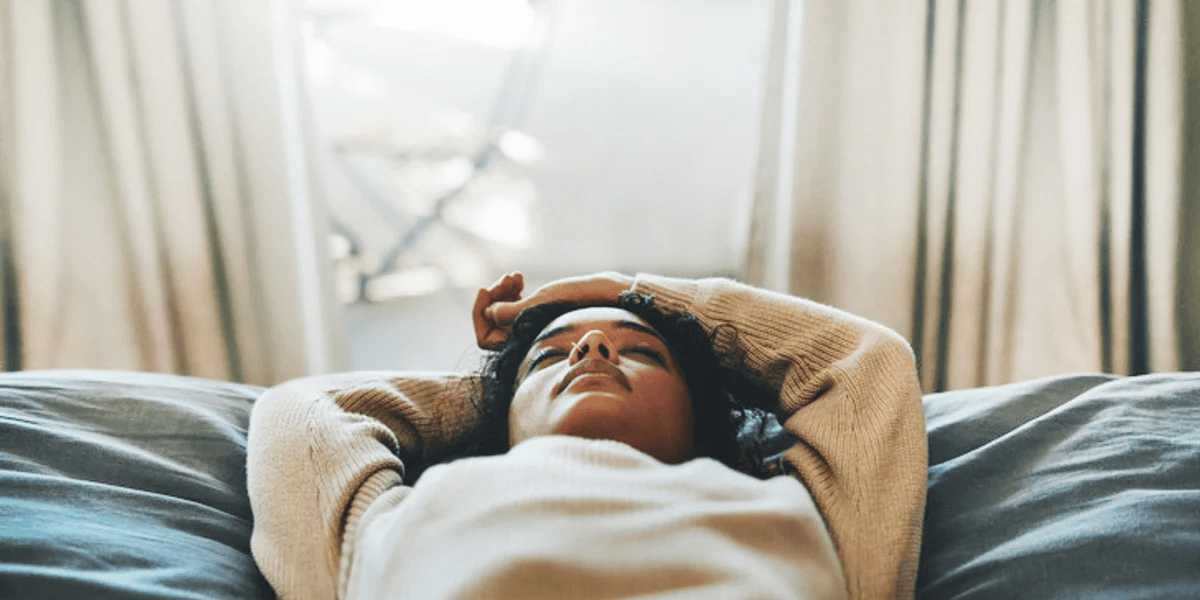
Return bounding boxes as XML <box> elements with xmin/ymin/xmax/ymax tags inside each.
<box><xmin>0</xmin><ymin>0</ymin><xmax>1197</xmax><ymax>392</ymax></box>
<box><xmin>300</xmin><ymin>0</ymin><xmax>770</xmax><ymax>373</ymax></box>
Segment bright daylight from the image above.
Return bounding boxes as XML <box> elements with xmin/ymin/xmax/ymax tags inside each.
<box><xmin>1</xmin><ymin>2</ymin><xmax>1199</xmax><ymax>599</ymax></box>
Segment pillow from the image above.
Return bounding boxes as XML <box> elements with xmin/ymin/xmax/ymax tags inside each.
<box><xmin>917</xmin><ymin>373</ymin><xmax>1200</xmax><ymax>599</ymax></box>
<box><xmin>0</xmin><ymin>370</ymin><xmax>274</xmax><ymax>600</ymax></box>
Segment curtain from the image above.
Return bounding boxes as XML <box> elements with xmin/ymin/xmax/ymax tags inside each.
<box><xmin>0</xmin><ymin>0</ymin><xmax>345</xmax><ymax>385</ymax></box>
<box><xmin>748</xmin><ymin>0</ymin><xmax>1200</xmax><ymax>392</ymax></box>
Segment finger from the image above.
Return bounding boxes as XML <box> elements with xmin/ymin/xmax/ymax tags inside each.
<box><xmin>481</xmin><ymin>330</ymin><xmax>507</xmax><ymax>351</ymax></box>
<box><xmin>486</xmin><ymin>272</ymin><xmax>512</xmax><ymax>292</ymax></box>
<box><xmin>472</xmin><ymin>288</ymin><xmax>494</xmax><ymax>346</ymax></box>
<box><xmin>487</xmin><ymin>300</ymin><xmax>526</xmax><ymax>327</ymax></box>
<box><xmin>494</xmin><ymin>271</ymin><xmax>524</xmax><ymax>301</ymax></box>
<box><xmin>509</xmin><ymin>271</ymin><xmax>525</xmax><ymax>297</ymax></box>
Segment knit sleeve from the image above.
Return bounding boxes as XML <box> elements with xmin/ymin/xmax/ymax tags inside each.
<box><xmin>246</xmin><ymin>370</ymin><xmax>482</xmax><ymax>600</ymax></box>
<box><xmin>631</xmin><ymin>274</ymin><xmax>927</xmax><ymax>600</ymax></box>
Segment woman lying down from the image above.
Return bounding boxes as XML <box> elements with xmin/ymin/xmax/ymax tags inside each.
<box><xmin>247</xmin><ymin>272</ymin><xmax>927</xmax><ymax>600</ymax></box>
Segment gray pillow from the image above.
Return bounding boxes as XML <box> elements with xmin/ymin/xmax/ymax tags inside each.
<box><xmin>917</xmin><ymin>373</ymin><xmax>1200</xmax><ymax>599</ymax></box>
<box><xmin>0</xmin><ymin>370</ymin><xmax>273</xmax><ymax>600</ymax></box>
<box><xmin>6</xmin><ymin>369</ymin><xmax>1198</xmax><ymax>599</ymax></box>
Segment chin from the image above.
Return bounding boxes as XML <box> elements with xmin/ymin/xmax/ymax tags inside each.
<box><xmin>552</xmin><ymin>394</ymin><xmax>637</xmax><ymax>441</ymax></box>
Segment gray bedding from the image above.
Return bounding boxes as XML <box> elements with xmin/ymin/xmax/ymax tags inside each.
<box><xmin>919</xmin><ymin>373</ymin><xmax>1200</xmax><ymax>598</ymax></box>
<box><xmin>0</xmin><ymin>369</ymin><xmax>1197</xmax><ymax>599</ymax></box>
<box><xmin>0</xmin><ymin>370</ymin><xmax>272</xmax><ymax>599</ymax></box>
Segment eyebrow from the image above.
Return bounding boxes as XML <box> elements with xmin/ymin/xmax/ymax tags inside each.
<box><xmin>532</xmin><ymin>320</ymin><xmax>668</xmax><ymax>347</ymax></box>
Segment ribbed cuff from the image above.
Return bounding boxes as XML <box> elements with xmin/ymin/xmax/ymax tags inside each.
<box><xmin>338</xmin><ymin>469</ymin><xmax>404</xmax><ymax>598</ymax></box>
<box><xmin>631</xmin><ymin>273</ymin><xmax>704</xmax><ymax>316</ymax></box>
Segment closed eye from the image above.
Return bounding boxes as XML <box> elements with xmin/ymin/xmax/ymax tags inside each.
<box><xmin>528</xmin><ymin>347</ymin><xmax>568</xmax><ymax>370</ymax></box>
<box><xmin>623</xmin><ymin>346</ymin><xmax>667</xmax><ymax>366</ymax></box>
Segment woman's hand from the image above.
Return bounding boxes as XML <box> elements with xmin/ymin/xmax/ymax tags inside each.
<box><xmin>473</xmin><ymin>271</ymin><xmax>525</xmax><ymax>350</ymax></box>
<box><xmin>472</xmin><ymin>271</ymin><xmax>636</xmax><ymax>350</ymax></box>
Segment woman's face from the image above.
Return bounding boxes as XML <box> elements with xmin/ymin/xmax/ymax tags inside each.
<box><xmin>507</xmin><ymin>307</ymin><xmax>695</xmax><ymax>464</ymax></box>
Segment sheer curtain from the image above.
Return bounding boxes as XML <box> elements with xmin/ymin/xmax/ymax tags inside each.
<box><xmin>0</xmin><ymin>0</ymin><xmax>344</xmax><ymax>385</ymax></box>
<box><xmin>748</xmin><ymin>0</ymin><xmax>1200</xmax><ymax>392</ymax></box>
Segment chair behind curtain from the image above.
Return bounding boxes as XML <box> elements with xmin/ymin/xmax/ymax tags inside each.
<box><xmin>0</xmin><ymin>0</ymin><xmax>344</xmax><ymax>385</ymax></box>
<box><xmin>748</xmin><ymin>0</ymin><xmax>1200</xmax><ymax>392</ymax></box>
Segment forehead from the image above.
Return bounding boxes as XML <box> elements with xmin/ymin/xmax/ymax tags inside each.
<box><xmin>540</xmin><ymin>306</ymin><xmax>655</xmax><ymax>335</ymax></box>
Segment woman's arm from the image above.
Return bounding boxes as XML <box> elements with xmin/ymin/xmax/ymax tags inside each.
<box><xmin>476</xmin><ymin>270</ymin><xmax>925</xmax><ymax>598</ymax></box>
<box><xmin>246</xmin><ymin>371</ymin><xmax>480</xmax><ymax>600</ymax></box>
<box><xmin>630</xmin><ymin>274</ymin><xmax>926</xmax><ymax>600</ymax></box>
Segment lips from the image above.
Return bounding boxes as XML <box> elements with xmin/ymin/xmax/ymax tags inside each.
<box><xmin>553</xmin><ymin>358</ymin><xmax>632</xmax><ymax>397</ymax></box>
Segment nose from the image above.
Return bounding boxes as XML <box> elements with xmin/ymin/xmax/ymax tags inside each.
<box><xmin>569</xmin><ymin>330</ymin><xmax>617</xmax><ymax>365</ymax></box>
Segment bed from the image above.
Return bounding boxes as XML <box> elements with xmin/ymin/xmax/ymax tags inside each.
<box><xmin>1</xmin><ymin>368</ymin><xmax>1197</xmax><ymax>599</ymax></box>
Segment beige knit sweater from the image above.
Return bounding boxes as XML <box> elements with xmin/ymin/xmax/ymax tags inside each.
<box><xmin>246</xmin><ymin>274</ymin><xmax>927</xmax><ymax>600</ymax></box>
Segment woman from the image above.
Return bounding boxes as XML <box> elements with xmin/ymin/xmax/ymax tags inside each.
<box><xmin>247</xmin><ymin>272</ymin><xmax>927</xmax><ymax>600</ymax></box>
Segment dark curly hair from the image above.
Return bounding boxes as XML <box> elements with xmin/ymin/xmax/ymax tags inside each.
<box><xmin>410</xmin><ymin>293</ymin><xmax>778</xmax><ymax>483</ymax></box>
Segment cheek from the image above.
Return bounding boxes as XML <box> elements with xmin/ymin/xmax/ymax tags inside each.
<box><xmin>674</xmin><ymin>380</ymin><xmax>695</xmax><ymax>415</ymax></box>
<box><xmin>508</xmin><ymin>386</ymin><xmax>532</xmax><ymax>435</ymax></box>
<box><xmin>507</xmin><ymin>374</ymin><xmax>552</xmax><ymax>441</ymax></box>
<box><xmin>671</xmin><ymin>376</ymin><xmax>696</xmax><ymax>422</ymax></box>
<box><xmin>640</xmin><ymin>371</ymin><xmax>694</xmax><ymax>414</ymax></box>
